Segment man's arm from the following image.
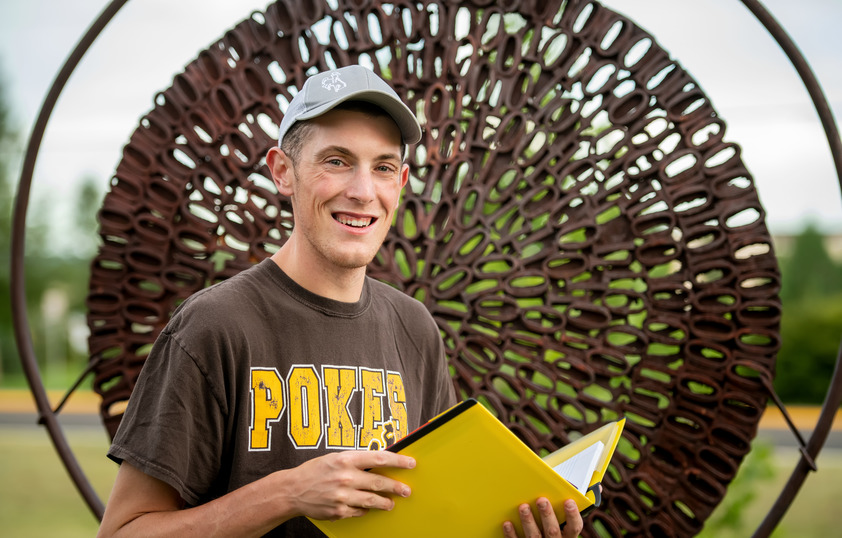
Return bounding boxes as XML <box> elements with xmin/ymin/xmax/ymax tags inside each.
<box><xmin>502</xmin><ymin>498</ymin><xmax>584</xmax><ymax>538</ymax></box>
<box><xmin>97</xmin><ymin>450</ymin><xmax>417</xmax><ymax>538</ymax></box>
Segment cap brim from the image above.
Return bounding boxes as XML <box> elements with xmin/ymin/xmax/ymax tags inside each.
<box><xmin>296</xmin><ymin>89</ymin><xmax>422</xmax><ymax>145</ymax></box>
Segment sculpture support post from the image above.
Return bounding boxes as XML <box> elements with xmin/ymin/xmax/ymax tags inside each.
<box><xmin>10</xmin><ymin>0</ymin><xmax>130</xmax><ymax>520</ymax></box>
<box><xmin>735</xmin><ymin>1</ymin><xmax>842</xmax><ymax>535</ymax></box>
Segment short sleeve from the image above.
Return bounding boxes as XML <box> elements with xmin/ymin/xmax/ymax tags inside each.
<box><xmin>108</xmin><ymin>329</ymin><xmax>227</xmax><ymax>506</ymax></box>
<box><xmin>428</xmin><ymin>334</ymin><xmax>458</xmax><ymax>417</ymax></box>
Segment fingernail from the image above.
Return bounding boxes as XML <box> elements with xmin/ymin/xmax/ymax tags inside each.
<box><xmin>520</xmin><ymin>504</ymin><xmax>531</xmax><ymax>516</ymax></box>
<box><xmin>538</xmin><ymin>499</ymin><xmax>549</xmax><ymax>511</ymax></box>
<box><xmin>407</xmin><ymin>457</ymin><xmax>416</xmax><ymax>468</ymax></box>
<box><xmin>401</xmin><ymin>486</ymin><xmax>411</xmax><ymax>498</ymax></box>
<box><xmin>565</xmin><ymin>500</ymin><xmax>576</xmax><ymax>510</ymax></box>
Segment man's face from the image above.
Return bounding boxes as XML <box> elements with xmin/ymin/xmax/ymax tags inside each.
<box><xmin>279</xmin><ymin>108</ymin><xmax>408</xmax><ymax>271</ymax></box>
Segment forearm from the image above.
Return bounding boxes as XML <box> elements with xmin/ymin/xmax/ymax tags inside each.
<box><xmin>98</xmin><ymin>465</ymin><xmax>299</xmax><ymax>538</ymax></box>
<box><xmin>103</xmin><ymin>496</ymin><xmax>287</xmax><ymax>538</ymax></box>
<box><xmin>99</xmin><ymin>450</ymin><xmax>415</xmax><ymax>537</ymax></box>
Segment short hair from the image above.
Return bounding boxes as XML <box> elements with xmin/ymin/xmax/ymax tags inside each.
<box><xmin>280</xmin><ymin>100</ymin><xmax>408</xmax><ymax>163</ymax></box>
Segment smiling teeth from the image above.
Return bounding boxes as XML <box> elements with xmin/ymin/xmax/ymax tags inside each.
<box><xmin>337</xmin><ymin>215</ymin><xmax>372</xmax><ymax>228</ymax></box>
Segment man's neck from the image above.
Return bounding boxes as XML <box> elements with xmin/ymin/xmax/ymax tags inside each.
<box><xmin>270</xmin><ymin>242</ymin><xmax>367</xmax><ymax>303</ymax></box>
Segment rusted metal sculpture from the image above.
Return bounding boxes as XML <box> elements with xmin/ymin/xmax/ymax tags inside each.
<box><xmin>86</xmin><ymin>1</ymin><xmax>782</xmax><ymax>534</ymax></box>
<box><xmin>11</xmin><ymin>0</ymin><xmax>842</xmax><ymax>536</ymax></box>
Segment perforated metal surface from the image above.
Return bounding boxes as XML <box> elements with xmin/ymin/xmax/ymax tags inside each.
<box><xmin>86</xmin><ymin>1</ymin><xmax>781</xmax><ymax>535</ymax></box>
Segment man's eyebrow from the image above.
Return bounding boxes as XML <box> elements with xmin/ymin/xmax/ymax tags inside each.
<box><xmin>314</xmin><ymin>145</ymin><xmax>353</xmax><ymax>160</ymax></box>
<box><xmin>314</xmin><ymin>146</ymin><xmax>402</xmax><ymax>163</ymax></box>
<box><xmin>375</xmin><ymin>152</ymin><xmax>402</xmax><ymax>163</ymax></box>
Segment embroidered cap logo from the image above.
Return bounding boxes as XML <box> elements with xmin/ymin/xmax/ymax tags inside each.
<box><xmin>322</xmin><ymin>72</ymin><xmax>347</xmax><ymax>92</ymax></box>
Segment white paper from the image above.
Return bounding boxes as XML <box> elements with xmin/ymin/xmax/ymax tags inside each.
<box><xmin>552</xmin><ymin>440</ymin><xmax>605</xmax><ymax>494</ymax></box>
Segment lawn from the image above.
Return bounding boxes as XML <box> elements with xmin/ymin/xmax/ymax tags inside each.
<box><xmin>0</xmin><ymin>423</ymin><xmax>839</xmax><ymax>536</ymax></box>
<box><xmin>0</xmin><ymin>425</ymin><xmax>116</xmax><ymax>537</ymax></box>
<box><xmin>698</xmin><ymin>443</ymin><xmax>842</xmax><ymax>537</ymax></box>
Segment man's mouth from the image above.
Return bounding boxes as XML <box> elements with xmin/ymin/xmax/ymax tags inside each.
<box><xmin>334</xmin><ymin>213</ymin><xmax>375</xmax><ymax>228</ymax></box>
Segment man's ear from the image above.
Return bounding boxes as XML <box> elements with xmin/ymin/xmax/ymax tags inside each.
<box><xmin>267</xmin><ymin>146</ymin><xmax>294</xmax><ymax>196</ymax></box>
<box><xmin>397</xmin><ymin>163</ymin><xmax>410</xmax><ymax>209</ymax></box>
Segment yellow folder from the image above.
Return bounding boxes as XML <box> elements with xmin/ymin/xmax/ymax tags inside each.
<box><xmin>309</xmin><ymin>399</ymin><xmax>625</xmax><ymax>538</ymax></box>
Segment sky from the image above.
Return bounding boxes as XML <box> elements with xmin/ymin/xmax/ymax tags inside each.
<box><xmin>1</xmin><ymin>0</ymin><xmax>841</xmax><ymax>247</ymax></box>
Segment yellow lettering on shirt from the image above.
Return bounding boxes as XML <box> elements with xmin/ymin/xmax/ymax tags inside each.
<box><xmin>386</xmin><ymin>371</ymin><xmax>408</xmax><ymax>441</ymax></box>
<box><xmin>288</xmin><ymin>366</ymin><xmax>322</xmax><ymax>448</ymax></box>
<box><xmin>249</xmin><ymin>368</ymin><xmax>285</xmax><ymax>451</ymax></box>
<box><xmin>323</xmin><ymin>366</ymin><xmax>358</xmax><ymax>449</ymax></box>
<box><xmin>249</xmin><ymin>365</ymin><xmax>410</xmax><ymax>451</ymax></box>
<box><xmin>359</xmin><ymin>368</ymin><xmax>386</xmax><ymax>449</ymax></box>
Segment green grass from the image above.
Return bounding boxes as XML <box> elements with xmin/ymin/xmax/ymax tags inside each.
<box><xmin>0</xmin><ymin>425</ymin><xmax>839</xmax><ymax>536</ymax></box>
<box><xmin>699</xmin><ymin>443</ymin><xmax>842</xmax><ymax>538</ymax></box>
<box><xmin>0</xmin><ymin>426</ymin><xmax>116</xmax><ymax>537</ymax></box>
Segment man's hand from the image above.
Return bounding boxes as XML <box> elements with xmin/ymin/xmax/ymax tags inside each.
<box><xmin>502</xmin><ymin>498</ymin><xmax>583</xmax><ymax>538</ymax></box>
<box><xmin>282</xmin><ymin>450</ymin><xmax>416</xmax><ymax>521</ymax></box>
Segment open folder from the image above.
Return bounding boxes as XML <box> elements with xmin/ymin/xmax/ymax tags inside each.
<box><xmin>309</xmin><ymin>398</ymin><xmax>625</xmax><ymax>538</ymax></box>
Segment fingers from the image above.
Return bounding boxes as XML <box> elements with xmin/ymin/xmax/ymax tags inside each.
<box><xmin>560</xmin><ymin>499</ymin><xmax>583</xmax><ymax>538</ymax></box>
<box><xmin>352</xmin><ymin>449</ymin><xmax>416</xmax><ymax>471</ymax></box>
<box><xmin>501</xmin><ymin>504</ymin><xmax>535</xmax><ymax>538</ymax></box>
<box><xmin>288</xmin><ymin>451</ymin><xmax>415</xmax><ymax>521</ymax></box>
<box><xmin>502</xmin><ymin>518</ymin><xmax>519</xmax><ymax>538</ymax></box>
<box><xmin>338</xmin><ymin>451</ymin><xmax>415</xmax><ymax>499</ymax></box>
<box><xmin>518</xmin><ymin>502</ymin><xmax>543</xmax><ymax>538</ymax></box>
<box><xmin>359</xmin><ymin>471</ymin><xmax>412</xmax><ymax>503</ymax></box>
<box><xmin>502</xmin><ymin>498</ymin><xmax>581</xmax><ymax>538</ymax></box>
<box><xmin>333</xmin><ymin>452</ymin><xmax>414</xmax><ymax>507</ymax></box>
<box><xmin>536</xmin><ymin>498</ymin><xmax>562</xmax><ymax>537</ymax></box>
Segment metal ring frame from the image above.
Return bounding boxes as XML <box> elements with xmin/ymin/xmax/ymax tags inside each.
<box><xmin>9</xmin><ymin>0</ymin><xmax>842</xmax><ymax>533</ymax></box>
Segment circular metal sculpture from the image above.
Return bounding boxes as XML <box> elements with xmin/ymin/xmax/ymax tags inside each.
<box><xmin>83</xmin><ymin>0</ymin><xmax>782</xmax><ymax>535</ymax></box>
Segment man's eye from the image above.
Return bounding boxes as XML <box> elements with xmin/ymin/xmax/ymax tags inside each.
<box><xmin>328</xmin><ymin>159</ymin><xmax>344</xmax><ymax>166</ymax></box>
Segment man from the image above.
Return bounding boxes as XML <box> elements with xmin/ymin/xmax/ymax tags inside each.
<box><xmin>97</xmin><ymin>65</ymin><xmax>584</xmax><ymax>537</ymax></box>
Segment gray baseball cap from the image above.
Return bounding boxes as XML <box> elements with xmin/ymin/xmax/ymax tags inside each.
<box><xmin>277</xmin><ymin>65</ymin><xmax>422</xmax><ymax>148</ymax></box>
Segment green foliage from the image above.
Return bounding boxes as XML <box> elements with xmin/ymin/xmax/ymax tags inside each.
<box><xmin>775</xmin><ymin>295</ymin><xmax>842</xmax><ymax>403</ymax></box>
<box><xmin>0</xmin><ymin>73</ymin><xmax>19</xmax><ymax>380</ymax></box>
<box><xmin>779</xmin><ymin>223</ymin><xmax>842</xmax><ymax>303</ymax></box>
<box><xmin>0</xmin><ymin>74</ymin><xmax>100</xmax><ymax>387</ymax></box>
<box><xmin>774</xmin><ymin>224</ymin><xmax>842</xmax><ymax>404</ymax></box>
<box><xmin>71</xmin><ymin>175</ymin><xmax>102</xmax><ymax>258</ymax></box>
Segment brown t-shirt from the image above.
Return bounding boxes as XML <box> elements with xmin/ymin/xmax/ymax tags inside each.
<box><xmin>108</xmin><ymin>259</ymin><xmax>457</xmax><ymax>536</ymax></box>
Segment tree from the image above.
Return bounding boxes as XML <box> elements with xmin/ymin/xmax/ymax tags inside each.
<box><xmin>779</xmin><ymin>222</ymin><xmax>842</xmax><ymax>304</ymax></box>
<box><xmin>71</xmin><ymin>175</ymin><xmax>103</xmax><ymax>259</ymax></box>
<box><xmin>775</xmin><ymin>295</ymin><xmax>842</xmax><ymax>403</ymax></box>
<box><xmin>774</xmin><ymin>224</ymin><xmax>842</xmax><ymax>403</ymax></box>
<box><xmin>0</xmin><ymin>70</ymin><xmax>18</xmax><ymax>381</ymax></box>
<box><xmin>0</xmin><ymin>68</ymin><xmax>101</xmax><ymax>386</ymax></box>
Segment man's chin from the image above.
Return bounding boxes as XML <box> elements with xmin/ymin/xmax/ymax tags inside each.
<box><xmin>331</xmin><ymin>236</ymin><xmax>388</xmax><ymax>269</ymax></box>
<box><xmin>328</xmin><ymin>250</ymin><xmax>379</xmax><ymax>270</ymax></box>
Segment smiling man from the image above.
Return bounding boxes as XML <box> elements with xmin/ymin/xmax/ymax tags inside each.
<box><xmin>268</xmin><ymin>101</ymin><xmax>409</xmax><ymax>301</ymax></box>
<box><xmin>97</xmin><ymin>65</ymin><xmax>583</xmax><ymax>538</ymax></box>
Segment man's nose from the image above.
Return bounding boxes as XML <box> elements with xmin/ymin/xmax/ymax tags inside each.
<box><xmin>346</xmin><ymin>167</ymin><xmax>376</xmax><ymax>202</ymax></box>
